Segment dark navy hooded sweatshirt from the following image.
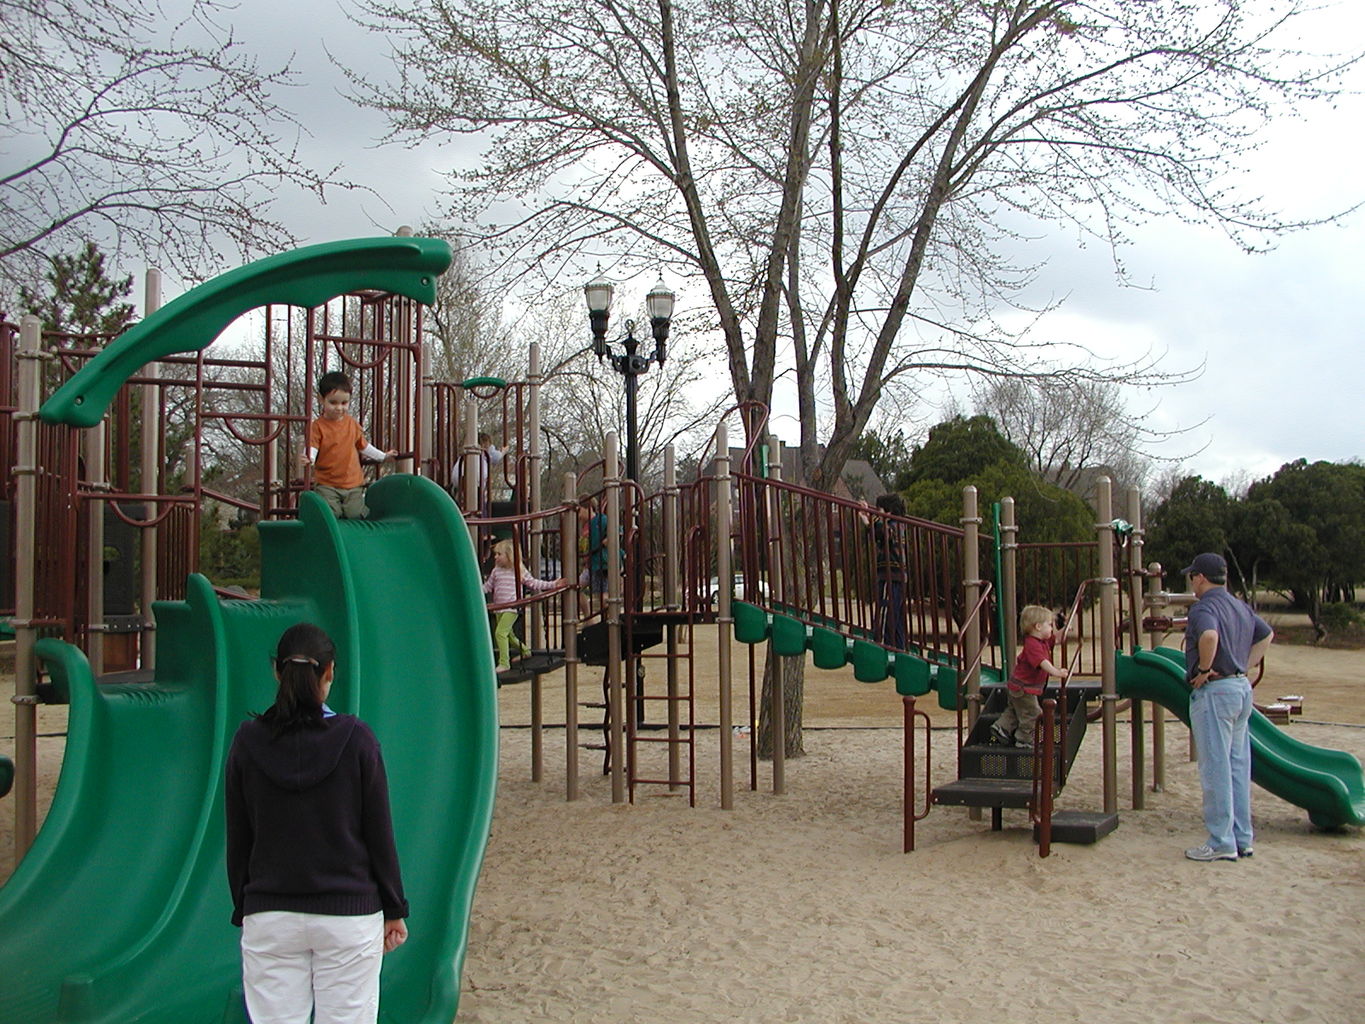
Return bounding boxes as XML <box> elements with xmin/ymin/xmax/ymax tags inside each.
<box><xmin>225</xmin><ymin>713</ymin><xmax>408</xmax><ymax>928</ymax></box>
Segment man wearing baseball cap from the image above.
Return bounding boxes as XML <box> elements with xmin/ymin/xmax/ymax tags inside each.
<box><xmin>1181</xmin><ymin>552</ymin><xmax>1274</xmax><ymax>862</ymax></box>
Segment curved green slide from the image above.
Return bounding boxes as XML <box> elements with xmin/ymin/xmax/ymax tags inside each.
<box><xmin>40</xmin><ymin>235</ymin><xmax>452</xmax><ymax>428</ymax></box>
<box><xmin>0</xmin><ymin>476</ymin><xmax>498</xmax><ymax>1022</ymax></box>
<box><xmin>1116</xmin><ymin>647</ymin><xmax>1365</xmax><ymax>830</ymax></box>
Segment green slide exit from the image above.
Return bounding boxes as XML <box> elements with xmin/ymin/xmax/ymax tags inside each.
<box><xmin>1116</xmin><ymin>647</ymin><xmax>1365</xmax><ymax>830</ymax></box>
<box><xmin>0</xmin><ymin>476</ymin><xmax>498</xmax><ymax>1022</ymax></box>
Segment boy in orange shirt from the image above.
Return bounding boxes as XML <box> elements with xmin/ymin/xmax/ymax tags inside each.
<box><xmin>303</xmin><ymin>371</ymin><xmax>397</xmax><ymax>518</ymax></box>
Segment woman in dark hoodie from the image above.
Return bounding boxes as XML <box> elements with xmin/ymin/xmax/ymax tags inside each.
<box><xmin>226</xmin><ymin>623</ymin><xmax>408</xmax><ymax>1024</ymax></box>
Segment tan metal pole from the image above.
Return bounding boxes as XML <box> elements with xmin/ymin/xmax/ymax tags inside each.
<box><xmin>527</xmin><ymin>343</ymin><xmax>543</xmax><ymax>783</ymax></box>
<box><xmin>1147</xmin><ymin>561</ymin><xmax>1167</xmax><ymax>791</ymax></box>
<box><xmin>13</xmin><ymin>315</ymin><xmax>43</xmax><ymax>857</ymax></box>
<box><xmin>765</xmin><ymin>435</ymin><xmax>785</xmax><ymax>795</ymax></box>
<box><xmin>139</xmin><ymin>268</ymin><xmax>161</xmax><ymax>669</ymax></box>
<box><xmin>961</xmin><ymin>485</ymin><xmax>981</xmax><ymax>723</ymax></box>
<box><xmin>1000</xmin><ymin>496</ymin><xmax>1018</xmax><ymax>671</ymax></box>
<box><xmin>562</xmin><ymin>472</ymin><xmax>580</xmax><ymax>801</ymax></box>
<box><xmin>663</xmin><ymin>446</ymin><xmax>681</xmax><ymax>790</ymax></box>
<box><xmin>1097</xmin><ymin>477</ymin><xmax>1118</xmax><ymax>815</ymax></box>
<box><xmin>84</xmin><ymin>421</ymin><xmax>107</xmax><ymax>675</ymax></box>
<box><xmin>605</xmin><ymin>433</ymin><xmax>626</xmax><ymax>803</ymax></box>
<box><xmin>715</xmin><ymin>424</ymin><xmax>734</xmax><ymax>809</ymax></box>
<box><xmin>1126</xmin><ymin>486</ymin><xmax>1146</xmax><ymax>809</ymax></box>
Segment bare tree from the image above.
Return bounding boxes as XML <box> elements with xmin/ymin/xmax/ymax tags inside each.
<box><xmin>1</xmin><ymin>0</ymin><xmax>354</xmax><ymax>292</ymax></box>
<box><xmin>351</xmin><ymin>0</ymin><xmax>1354</xmax><ymax>490</ymax></box>
<box><xmin>971</xmin><ymin>375</ymin><xmax>1195</xmax><ymax>498</ymax></box>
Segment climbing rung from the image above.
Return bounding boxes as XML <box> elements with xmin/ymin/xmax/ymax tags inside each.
<box><xmin>633</xmin><ymin>735</ymin><xmax>690</xmax><ymax>745</ymax></box>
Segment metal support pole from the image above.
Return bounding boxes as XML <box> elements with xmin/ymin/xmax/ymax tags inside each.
<box><xmin>139</xmin><ymin>268</ymin><xmax>162</xmax><ymax>669</ymax></box>
<box><xmin>563</xmin><ymin>473</ymin><xmax>581</xmax><ymax>801</ymax></box>
<box><xmin>605</xmin><ymin>434</ymin><xmax>626</xmax><ymax>803</ymax></box>
<box><xmin>962</xmin><ymin>486</ymin><xmax>982</xmax><ymax>823</ymax></box>
<box><xmin>1126</xmin><ymin>486</ymin><xmax>1146</xmax><ymax>809</ymax></box>
<box><xmin>715</xmin><ymin>424</ymin><xmax>734</xmax><ymax>810</ymax></box>
<box><xmin>1000</xmin><ymin>496</ymin><xmax>1018</xmax><ymax>671</ymax></box>
<box><xmin>663</xmin><ymin>446</ymin><xmax>681</xmax><ymax>790</ymax></box>
<box><xmin>766</xmin><ymin>435</ymin><xmax>785</xmax><ymax>795</ymax></box>
<box><xmin>1097</xmin><ymin>478</ymin><xmax>1118</xmax><ymax>815</ymax></box>
<box><xmin>13</xmin><ymin>315</ymin><xmax>43</xmax><ymax>858</ymax></box>
<box><xmin>84</xmin><ymin>422</ymin><xmax>107</xmax><ymax>675</ymax></box>
<box><xmin>1147</xmin><ymin>561</ymin><xmax>1167</xmax><ymax>792</ymax></box>
<box><xmin>961</xmin><ymin>486</ymin><xmax>982</xmax><ymax>719</ymax></box>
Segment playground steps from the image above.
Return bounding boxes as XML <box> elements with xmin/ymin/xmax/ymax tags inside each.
<box><xmin>1034</xmin><ymin>810</ymin><xmax>1119</xmax><ymax>845</ymax></box>
<box><xmin>933</xmin><ymin>683</ymin><xmax>1115</xmax><ymax>844</ymax></box>
<box><xmin>495</xmin><ymin>649</ymin><xmax>566</xmax><ymax>686</ymax></box>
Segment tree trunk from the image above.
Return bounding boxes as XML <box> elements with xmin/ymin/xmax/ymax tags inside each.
<box><xmin>756</xmin><ymin>649</ymin><xmax>805</xmax><ymax>759</ymax></box>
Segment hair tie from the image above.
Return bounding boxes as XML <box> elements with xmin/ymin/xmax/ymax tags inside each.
<box><xmin>281</xmin><ymin>655</ymin><xmax>319</xmax><ymax>667</ymax></box>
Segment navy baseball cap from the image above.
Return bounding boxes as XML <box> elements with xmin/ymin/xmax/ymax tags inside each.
<box><xmin>1181</xmin><ymin>552</ymin><xmax>1227</xmax><ymax>580</ymax></box>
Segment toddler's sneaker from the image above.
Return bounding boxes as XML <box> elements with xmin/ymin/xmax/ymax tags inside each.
<box><xmin>1184</xmin><ymin>843</ymin><xmax>1237</xmax><ymax>862</ymax></box>
<box><xmin>988</xmin><ymin>728</ymin><xmax>1013</xmax><ymax>747</ymax></box>
<box><xmin>1237</xmin><ymin>846</ymin><xmax>1253</xmax><ymax>858</ymax></box>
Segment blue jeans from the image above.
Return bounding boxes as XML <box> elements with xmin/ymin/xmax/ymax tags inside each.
<box><xmin>1189</xmin><ymin>675</ymin><xmax>1253</xmax><ymax>853</ymax></box>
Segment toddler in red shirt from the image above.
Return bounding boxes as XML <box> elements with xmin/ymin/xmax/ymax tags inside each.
<box><xmin>991</xmin><ymin>604</ymin><xmax>1068</xmax><ymax>747</ymax></box>
<box><xmin>303</xmin><ymin>372</ymin><xmax>396</xmax><ymax>518</ymax></box>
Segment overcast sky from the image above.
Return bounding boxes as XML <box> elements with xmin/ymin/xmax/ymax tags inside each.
<box><xmin>154</xmin><ymin>0</ymin><xmax>1363</xmax><ymax>488</ymax></box>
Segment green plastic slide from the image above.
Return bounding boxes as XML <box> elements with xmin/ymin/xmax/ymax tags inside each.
<box><xmin>1116</xmin><ymin>648</ymin><xmax>1365</xmax><ymax>830</ymax></box>
<box><xmin>0</xmin><ymin>476</ymin><xmax>499</xmax><ymax>1022</ymax></box>
<box><xmin>39</xmin><ymin>236</ymin><xmax>452</xmax><ymax>428</ymax></box>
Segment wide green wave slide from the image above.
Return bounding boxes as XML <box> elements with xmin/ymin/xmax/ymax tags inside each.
<box><xmin>1116</xmin><ymin>647</ymin><xmax>1365</xmax><ymax>830</ymax></box>
<box><xmin>0</xmin><ymin>476</ymin><xmax>498</xmax><ymax>1022</ymax></box>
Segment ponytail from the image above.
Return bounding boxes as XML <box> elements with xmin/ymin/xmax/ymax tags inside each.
<box><xmin>256</xmin><ymin>623</ymin><xmax>336</xmax><ymax>736</ymax></box>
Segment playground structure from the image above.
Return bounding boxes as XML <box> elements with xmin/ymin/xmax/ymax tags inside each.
<box><xmin>2</xmin><ymin>237</ymin><xmax>1363</xmax><ymax>1020</ymax></box>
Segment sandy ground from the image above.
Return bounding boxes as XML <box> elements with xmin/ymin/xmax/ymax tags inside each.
<box><xmin>3</xmin><ymin>623</ymin><xmax>1364</xmax><ymax>1023</ymax></box>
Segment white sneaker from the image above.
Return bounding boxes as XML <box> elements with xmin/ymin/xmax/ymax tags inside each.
<box><xmin>1185</xmin><ymin>843</ymin><xmax>1237</xmax><ymax>862</ymax></box>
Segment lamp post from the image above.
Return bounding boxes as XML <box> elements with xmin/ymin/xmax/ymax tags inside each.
<box><xmin>583</xmin><ymin>269</ymin><xmax>675</xmax><ymax>487</ymax></box>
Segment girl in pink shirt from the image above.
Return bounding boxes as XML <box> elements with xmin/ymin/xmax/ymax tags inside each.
<box><xmin>483</xmin><ymin>539</ymin><xmax>564</xmax><ymax>672</ymax></box>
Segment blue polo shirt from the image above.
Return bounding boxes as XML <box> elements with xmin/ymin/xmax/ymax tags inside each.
<box><xmin>1184</xmin><ymin>587</ymin><xmax>1272</xmax><ymax>681</ymax></box>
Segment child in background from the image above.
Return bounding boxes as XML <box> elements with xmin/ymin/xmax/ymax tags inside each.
<box><xmin>991</xmin><ymin>604</ymin><xmax>1069</xmax><ymax>747</ymax></box>
<box><xmin>484</xmin><ymin>539</ymin><xmax>564</xmax><ymax>673</ymax></box>
<box><xmin>304</xmin><ymin>371</ymin><xmax>397</xmax><ymax>519</ymax></box>
<box><xmin>225</xmin><ymin>623</ymin><xmax>408</xmax><ymax>1023</ymax></box>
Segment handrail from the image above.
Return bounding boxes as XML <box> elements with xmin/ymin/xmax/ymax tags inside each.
<box><xmin>952</xmin><ymin>580</ymin><xmax>996</xmax><ymax>761</ymax></box>
<box><xmin>1031</xmin><ymin>698</ymin><xmax>1057</xmax><ymax>858</ymax></box>
<box><xmin>902</xmin><ymin>696</ymin><xmax>933</xmax><ymax>853</ymax></box>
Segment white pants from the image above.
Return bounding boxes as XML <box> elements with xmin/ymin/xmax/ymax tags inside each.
<box><xmin>241</xmin><ymin>911</ymin><xmax>384</xmax><ymax>1024</ymax></box>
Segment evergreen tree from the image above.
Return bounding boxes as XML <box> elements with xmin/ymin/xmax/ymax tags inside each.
<box><xmin>19</xmin><ymin>242</ymin><xmax>134</xmax><ymax>335</ymax></box>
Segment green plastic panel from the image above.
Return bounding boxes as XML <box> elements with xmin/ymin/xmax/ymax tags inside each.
<box><xmin>0</xmin><ymin>476</ymin><xmax>498</xmax><ymax>1022</ymax></box>
<box><xmin>732</xmin><ymin>601</ymin><xmax>771</xmax><ymax>645</ymax></box>
<box><xmin>1117</xmin><ymin>648</ymin><xmax>1365</xmax><ymax>829</ymax></box>
<box><xmin>770</xmin><ymin>614</ymin><xmax>811</xmax><ymax>657</ymax></box>
<box><xmin>810</xmin><ymin>627</ymin><xmax>852</xmax><ymax>670</ymax></box>
<box><xmin>40</xmin><ymin>237</ymin><xmax>453</xmax><ymax>428</ymax></box>
<box><xmin>934</xmin><ymin>664</ymin><xmax>961</xmax><ymax>711</ymax></box>
<box><xmin>851</xmin><ymin>639</ymin><xmax>889</xmax><ymax>683</ymax></box>
<box><xmin>893</xmin><ymin>653</ymin><xmax>933</xmax><ymax>697</ymax></box>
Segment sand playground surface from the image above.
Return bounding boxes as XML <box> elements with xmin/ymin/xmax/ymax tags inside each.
<box><xmin>3</xmin><ymin>623</ymin><xmax>1363</xmax><ymax>1024</ymax></box>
